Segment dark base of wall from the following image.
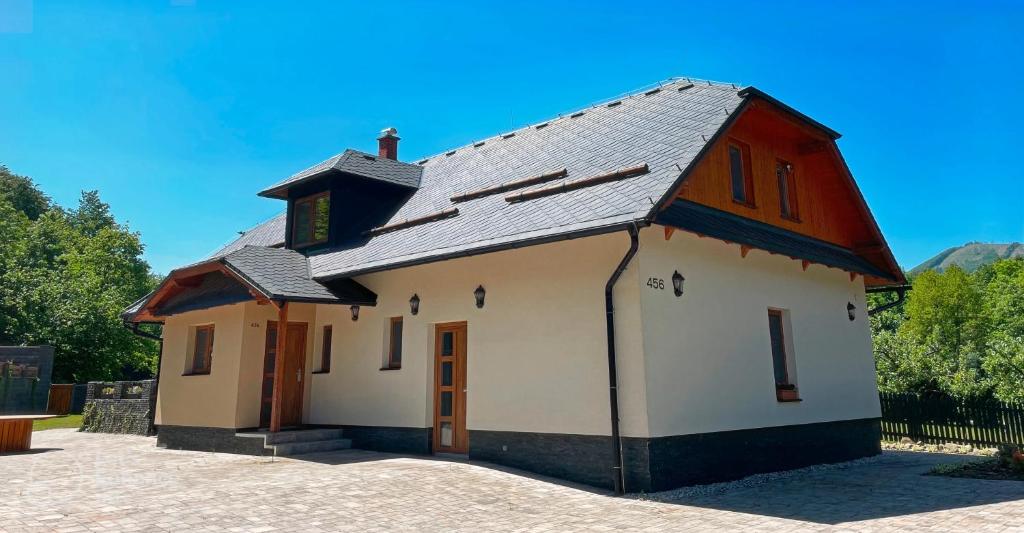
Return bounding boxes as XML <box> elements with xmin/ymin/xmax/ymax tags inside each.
<box><xmin>469</xmin><ymin>430</ymin><xmax>626</xmax><ymax>490</ymax></box>
<box><xmin>643</xmin><ymin>417</ymin><xmax>881</xmax><ymax>491</ymax></box>
<box><xmin>340</xmin><ymin>425</ymin><xmax>432</xmax><ymax>455</ymax></box>
<box><xmin>469</xmin><ymin>418</ymin><xmax>880</xmax><ymax>493</ymax></box>
<box><xmin>154</xmin><ymin>418</ymin><xmax>880</xmax><ymax>493</ymax></box>
<box><xmin>156</xmin><ymin>425</ymin><xmax>269</xmax><ymax>456</ymax></box>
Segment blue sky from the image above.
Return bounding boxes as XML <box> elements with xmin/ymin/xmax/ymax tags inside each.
<box><xmin>1</xmin><ymin>0</ymin><xmax>1021</xmax><ymax>274</ymax></box>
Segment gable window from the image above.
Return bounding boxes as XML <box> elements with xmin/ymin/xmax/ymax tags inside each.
<box><xmin>316</xmin><ymin>325</ymin><xmax>332</xmax><ymax>373</ymax></box>
<box><xmin>767</xmin><ymin>310</ymin><xmax>799</xmax><ymax>401</ymax></box>
<box><xmin>776</xmin><ymin>160</ymin><xmax>799</xmax><ymax>221</ymax></box>
<box><xmin>383</xmin><ymin>316</ymin><xmax>403</xmax><ymax>370</ymax></box>
<box><xmin>292</xmin><ymin>191</ymin><xmax>330</xmax><ymax>247</ymax></box>
<box><xmin>728</xmin><ymin>140</ymin><xmax>755</xmax><ymax>207</ymax></box>
<box><xmin>187</xmin><ymin>325</ymin><xmax>215</xmax><ymax>375</ymax></box>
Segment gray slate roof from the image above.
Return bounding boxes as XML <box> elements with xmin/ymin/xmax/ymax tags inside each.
<box><xmin>208</xmin><ymin>213</ymin><xmax>286</xmax><ymax>258</ymax></box>
<box><xmin>259</xmin><ymin>149</ymin><xmax>423</xmax><ymax>198</ymax></box>
<box><xmin>221</xmin><ymin>246</ymin><xmax>338</xmax><ymax>301</ymax></box>
<box><xmin>303</xmin><ymin>78</ymin><xmax>744</xmax><ymax>279</ymax></box>
<box><xmin>220</xmin><ymin>246</ymin><xmax>377</xmax><ymax>304</ymax></box>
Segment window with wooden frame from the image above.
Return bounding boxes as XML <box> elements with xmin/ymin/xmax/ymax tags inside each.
<box><xmin>728</xmin><ymin>139</ymin><xmax>755</xmax><ymax>207</ymax></box>
<box><xmin>767</xmin><ymin>310</ymin><xmax>799</xmax><ymax>401</ymax></box>
<box><xmin>187</xmin><ymin>325</ymin><xmax>215</xmax><ymax>375</ymax></box>
<box><xmin>292</xmin><ymin>191</ymin><xmax>331</xmax><ymax>247</ymax></box>
<box><xmin>315</xmin><ymin>325</ymin><xmax>332</xmax><ymax>373</ymax></box>
<box><xmin>383</xmin><ymin>316</ymin><xmax>403</xmax><ymax>370</ymax></box>
<box><xmin>776</xmin><ymin>159</ymin><xmax>799</xmax><ymax>221</ymax></box>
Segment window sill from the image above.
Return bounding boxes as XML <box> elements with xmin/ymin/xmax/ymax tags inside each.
<box><xmin>312</xmin><ymin>370</ymin><xmax>330</xmax><ymax>375</ymax></box>
<box><xmin>776</xmin><ymin>386</ymin><xmax>801</xmax><ymax>402</ymax></box>
<box><xmin>781</xmin><ymin>215</ymin><xmax>802</xmax><ymax>223</ymax></box>
<box><xmin>732</xmin><ymin>199</ymin><xmax>757</xmax><ymax>209</ymax></box>
<box><xmin>379</xmin><ymin>366</ymin><xmax>402</xmax><ymax>371</ymax></box>
<box><xmin>181</xmin><ymin>371</ymin><xmax>211</xmax><ymax>377</ymax></box>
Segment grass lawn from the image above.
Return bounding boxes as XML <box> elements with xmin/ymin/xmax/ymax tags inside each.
<box><xmin>33</xmin><ymin>414</ymin><xmax>82</xmax><ymax>431</ymax></box>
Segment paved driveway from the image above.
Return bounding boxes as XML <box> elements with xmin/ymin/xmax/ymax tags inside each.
<box><xmin>1</xmin><ymin>430</ymin><xmax>1022</xmax><ymax>532</ymax></box>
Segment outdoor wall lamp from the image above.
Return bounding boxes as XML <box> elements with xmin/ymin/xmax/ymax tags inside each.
<box><xmin>350</xmin><ymin>305</ymin><xmax>360</xmax><ymax>321</ymax></box>
<box><xmin>409</xmin><ymin>294</ymin><xmax>420</xmax><ymax>316</ymax></box>
<box><xmin>474</xmin><ymin>285</ymin><xmax>486</xmax><ymax>309</ymax></box>
<box><xmin>847</xmin><ymin>302</ymin><xmax>856</xmax><ymax>321</ymax></box>
<box><xmin>672</xmin><ymin>270</ymin><xmax>685</xmax><ymax>297</ymax></box>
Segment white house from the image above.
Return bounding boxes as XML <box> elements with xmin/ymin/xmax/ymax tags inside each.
<box><xmin>123</xmin><ymin>78</ymin><xmax>905</xmax><ymax>493</ymax></box>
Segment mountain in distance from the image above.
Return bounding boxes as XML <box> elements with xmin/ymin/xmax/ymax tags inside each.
<box><xmin>911</xmin><ymin>242</ymin><xmax>1024</xmax><ymax>275</ymax></box>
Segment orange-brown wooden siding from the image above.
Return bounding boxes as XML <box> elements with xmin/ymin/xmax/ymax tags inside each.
<box><xmin>677</xmin><ymin>102</ymin><xmax>873</xmax><ymax>249</ymax></box>
<box><xmin>673</xmin><ymin>99</ymin><xmax>902</xmax><ymax>286</ymax></box>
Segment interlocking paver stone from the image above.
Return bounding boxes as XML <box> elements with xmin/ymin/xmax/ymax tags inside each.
<box><xmin>1</xmin><ymin>429</ymin><xmax>1022</xmax><ymax>532</ymax></box>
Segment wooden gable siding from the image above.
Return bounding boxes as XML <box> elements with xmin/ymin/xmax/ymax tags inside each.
<box><xmin>671</xmin><ymin>99</ymin><xmax>903</xmax><ymax>287</ymax></box>
<box><xmin>676</xmin><ymin>101</ymin><xmax>869</xmax><ymax>249</ymax></box>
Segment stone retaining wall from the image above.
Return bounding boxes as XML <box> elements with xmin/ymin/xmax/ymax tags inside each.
<box><xmin>82</xmin><ymin>380</ymin><xmax>156</xmax><ymax>435</ymax></box>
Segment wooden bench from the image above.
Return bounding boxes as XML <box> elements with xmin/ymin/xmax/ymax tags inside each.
<box><xmin>0</xmin><ymin>414</ymin><xmax>57</xmax><ymax>453</ymax></box>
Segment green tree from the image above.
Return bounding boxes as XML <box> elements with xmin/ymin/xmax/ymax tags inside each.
<box><xmin>983</xmin><ymin>333</ymin><xmax>1024</xmax><ymax>403</ymax></box>
<box><xmin>901</xmin><ymin>266</ymin><xmax>991</xmax><ymax>398</ymax></box>
<box><xmin>0</xmin><ymin>165</ymin><xmax>50</xmax><ymax>220</ymax></box>
<box><xmin>0</xmin><ymin>174</ymin><xmax>159</xmax><ymax>383</ymax></box>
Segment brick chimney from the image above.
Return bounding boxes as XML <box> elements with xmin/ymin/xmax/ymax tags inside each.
<box><xmin>378</xmin><ymin>127</ymin><xmax>400</xmax><ymax>160</ymax></box>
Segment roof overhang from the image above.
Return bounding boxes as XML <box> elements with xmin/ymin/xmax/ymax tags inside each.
<box><xmin>656</xmin><ymin>200</ymin><xmax>900</xmax><ymax>282</ymax></box>
<box><xmin>123</xmin><ymin>255</ymin><xmax>377</xmax><ymax>323</ymax></box>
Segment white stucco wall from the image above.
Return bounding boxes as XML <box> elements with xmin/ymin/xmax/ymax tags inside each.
<box><xmin>637</xmin><ymin>226</ymin><xmax>881</xmax><ymax>438</ymax></box>
<box><xmin>307</xmin><ymin>232</ymin><xmax>649</xmax><ymax>437</ymax></box>
<box><xmin>156</xmin><ymin>304</ymin><xmax>246</xmax><ymax>428</ymax></box>
<box><xmin>155</xmin><ymin>301</ymin><xmax>318</xmax><ymax>429</ymax></box>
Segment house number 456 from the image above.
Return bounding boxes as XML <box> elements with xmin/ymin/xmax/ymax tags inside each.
<box><xmin>646</xmin><ymin>277</ymin><xmax>665</xmax><ymax>290</ymax></box>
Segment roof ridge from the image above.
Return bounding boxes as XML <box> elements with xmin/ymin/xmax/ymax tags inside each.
<box><xmin>415</xmin><ymin>76</ymin><xmax>743</xmax><ymax>164</ymax></box>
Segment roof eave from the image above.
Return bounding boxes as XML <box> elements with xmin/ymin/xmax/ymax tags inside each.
<box><xmin>737</xmin><ymin>87</ymin><xmax>842</xmax><ymax>140</ymax></box>
<box><xmin>316</xmin><ymin>219</ymin><xmax>650</xmax><ymax>282</ymax></box>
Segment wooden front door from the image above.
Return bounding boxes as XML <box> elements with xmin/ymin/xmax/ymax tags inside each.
<box><xmin>260</xmin><ymin>321</ymin><xmax>308</xmax><ymax>428</ymax></box>
<box><xmin>433</xmin><ymin>322</ymin><xmax>467</xmax><ymax>453</ymax></box>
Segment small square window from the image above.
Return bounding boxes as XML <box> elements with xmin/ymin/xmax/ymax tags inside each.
<box><xmin>292</xmin><ymin>191</ymin><xmax>330</xmax><ymax>247</ymax></box>
<box><xmin>767</xmin><ymin>310</ymin><xmax>799</xmax><ymax>402</ymax></box>
<box><xmin>187</xmin><ymin>325</ymin><xmax>214</xmax><ymax>375</ymax></box>
<box><xmin>317</xmin><ymin>325</ymin><xmax>332</xmax><ymax>373</ymax></box>
<box><xmin>776</xmin><ymin>160</ymin><xmax>799</xmax><ymax>221</ymax></box>
<box><xmin>383</xmin><ymin>317</ymin><xmax>403</xmax><ymax>370</ymax></box>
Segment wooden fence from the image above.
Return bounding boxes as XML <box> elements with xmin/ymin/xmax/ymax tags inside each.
<box><xmin>879</xmin><ymin>392</ymin><xmax>1024</xmax><ymax>447</ymax></box>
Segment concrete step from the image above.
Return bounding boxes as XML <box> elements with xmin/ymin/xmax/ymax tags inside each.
<box><xmin>263</xmin><ymin>428</ymin><xmax>344</xmax><ymax>445</ymax></box>
<box><xmin>271</xmin><ymin>438</ymin><xmax>352</xmax><ymax>456</ymax></box>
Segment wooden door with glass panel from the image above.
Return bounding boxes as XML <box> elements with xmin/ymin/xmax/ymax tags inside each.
<box><xmin>433</xmin><ymin>322</ymin><xmax>467</xmax><ymax>453</ymax></box>
<box><xmin>260</xmin><ymin>322</ymin><xmax>308</xmax><ymax>428</ymax></box>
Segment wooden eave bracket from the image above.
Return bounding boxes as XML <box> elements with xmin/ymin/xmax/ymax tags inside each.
<box><xmin>664</xmin><ymin>227</ymin><xmax>675</xmax><ymax>241</ymax></box>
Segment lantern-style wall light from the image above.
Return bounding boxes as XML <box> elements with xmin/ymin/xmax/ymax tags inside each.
<box><xmin>409</xmin><ymin>294</ymin><xmax>420</xmax><ymax>316</ymax></box>
<box><xmin>847</xmin><ymin>302</ymin><xmax>856</xmax><ymax>322</ymax></box>
<box><xmin>672</xmin><ymin>270</ymin><xmax>685</xmax><ymax>297</ymax></box>
<box><xmin>474</xmin><ymin>285</ymin><xmax>486</xmax><ymax>309</ymax></box>
<box><xmin>350</xmin><ymin>305</ymin><xmax>360</xmax><ymax>321</ymax></box>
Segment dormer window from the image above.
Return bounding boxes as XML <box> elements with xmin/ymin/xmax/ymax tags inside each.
<box><xmin>293</xmin><ymin>191</ymin><xmax>330</xmax><ymax>247</ymax></box>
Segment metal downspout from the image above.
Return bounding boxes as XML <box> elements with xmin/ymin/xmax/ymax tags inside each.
<box><xmin>605</xmin><ymin>222</ymin><xmax>641</xmax><ymax>495</ymax></box>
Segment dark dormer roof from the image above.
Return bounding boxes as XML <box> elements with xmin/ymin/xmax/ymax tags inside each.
<box><xmin>258</xmin><ymin>149</ymin><xmax>423</xmax><ymax>199</ymax></box>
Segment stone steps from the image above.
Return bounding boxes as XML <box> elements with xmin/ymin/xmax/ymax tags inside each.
<box><xmin>235</xmin><ymin>428</ymin><xmax>352</xmax><ymax>457</ymax></box>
